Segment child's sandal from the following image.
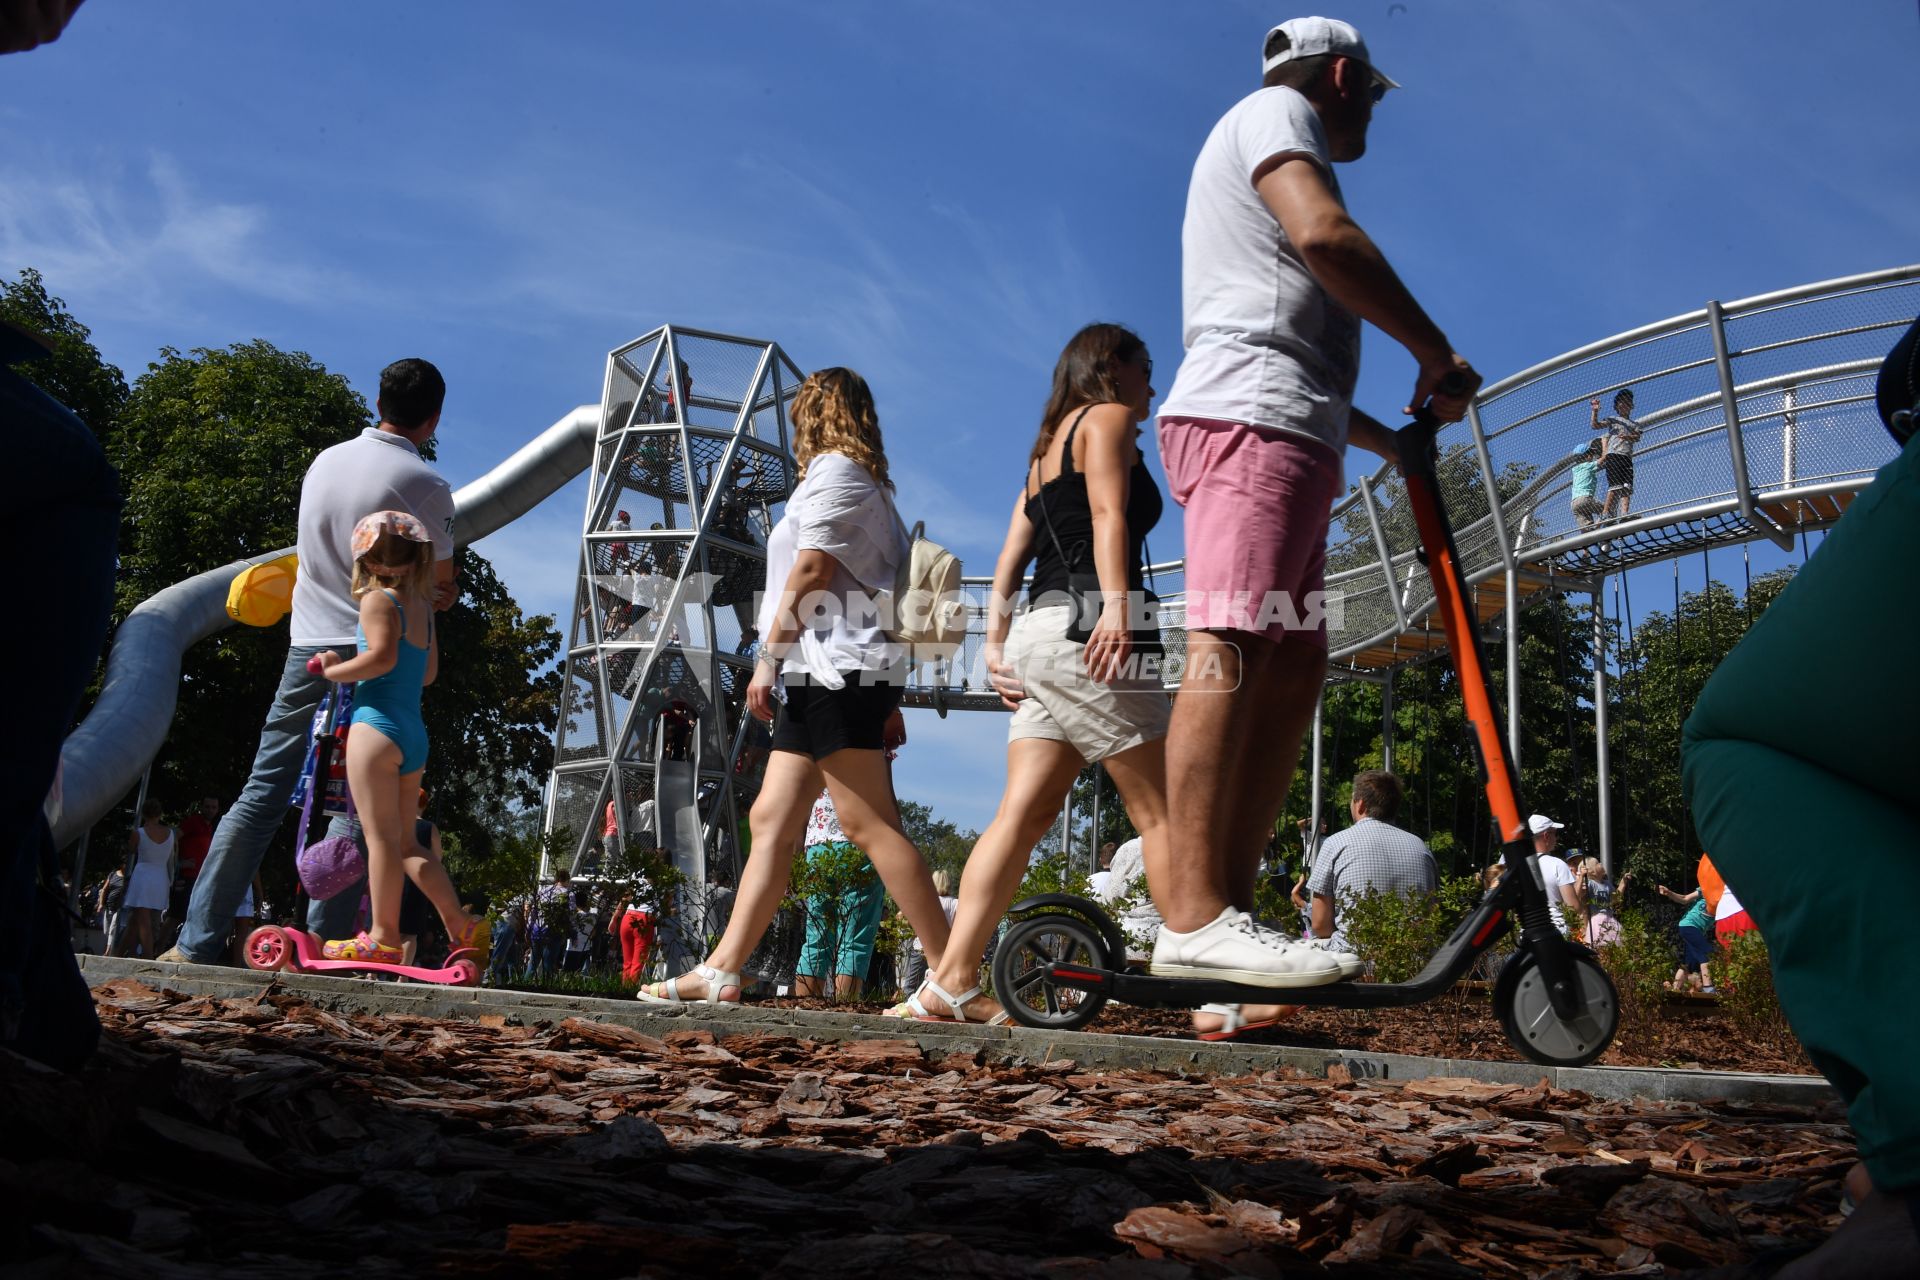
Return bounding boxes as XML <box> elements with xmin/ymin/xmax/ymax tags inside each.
<box><xmin>321</xmin><ymin>931</ymin><xmax>404</xmax><ymax>963</ymax></box>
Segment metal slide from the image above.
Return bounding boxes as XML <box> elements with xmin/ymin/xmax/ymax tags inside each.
<box><xmin>52</xmin><ymin>405</ymin><xmax>602</xmax><ymax>848</ymax></box>
<box><xmin>655</xmin><ymin>757</ymin><xmax>702</xmax><ymax>897</ymax></box>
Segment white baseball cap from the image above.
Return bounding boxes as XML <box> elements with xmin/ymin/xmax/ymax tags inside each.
<box><xmin>1262</xmin><ymin>17</ymin><xmax>1401</xmax><ymax>93</ymax></box>
<box><xmin>1528</xmin><ymin>814</ymin><xmax>1565</xmax><ymax>835</ymax></box>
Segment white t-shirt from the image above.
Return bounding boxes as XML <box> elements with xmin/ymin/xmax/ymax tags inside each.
<box><xmin>757</xmin><ymin>451</ymin><xmax>909</xmax><ymax>686</ymax></box>
<box><xmin>290</xmin><ymin>429</ymin><xmax>456</xmax><ymax>645</ymax></box>
<box><xmin>1536</xmin><ymin>853</ymin><xmax>1576</xmax><ymax>931</ymax></box>
<box><xmin>1159</xmin><ymin>86</ymin><xmax>1361</xmax><ymax>456</ymax></box>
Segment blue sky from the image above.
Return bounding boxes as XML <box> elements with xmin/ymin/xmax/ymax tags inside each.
<box><xmin>5</xmin><ymin>1</ymin><xmax>1916</xmax><ymax>835</ymax></box>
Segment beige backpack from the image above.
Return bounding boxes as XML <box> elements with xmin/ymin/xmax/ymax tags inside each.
<box><xmin>886</xmin><ymin>506</ymin><xmax>968</xmax><ymax>658</ymax></box>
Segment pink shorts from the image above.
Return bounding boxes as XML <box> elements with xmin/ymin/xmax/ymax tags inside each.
<box><xmin>1157</xmin><ymin>416</ymin><xmax>1343</xmax><ymax>647</ymax></box>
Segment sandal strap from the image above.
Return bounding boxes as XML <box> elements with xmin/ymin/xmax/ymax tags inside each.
<box><xmin>1198</xmin><ymin>1002</ymin><xmax>1244</xmax><ymax>1033</ymax></box>
<box><xmin>924</xmin><ymin>979</ymin><xmax>986</xmax><ymax>1023</ymax></box>
<box><xmin>692</xmin><ymin>964</ymin><xmax>741</xmax><ymax>1004</ymax></box>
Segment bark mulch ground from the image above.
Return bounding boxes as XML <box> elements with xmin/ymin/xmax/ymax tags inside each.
<box><xmin>5</xmin><ymin>978</ymin><xmax>1851</xmax><ymax>1278</ymax></box>
<box><xmin>773</xmin><ymin>992</ymin><xmax>1815</xmax><ymax>1077</ymax></box>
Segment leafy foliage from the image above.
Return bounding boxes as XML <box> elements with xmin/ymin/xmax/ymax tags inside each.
<box><xmin>1597</xmin><ymin>906</ymin><xmax>1678</xmax><ymax>1056</ymax></box>
<box><xmin>1718</xmin><ymin>929</ymin><xmax>1797</xmax><ymax>1056</ymax></box>
<box><xmin>895</xmin><ymin>798</ymin><xmax>975</xmax><ymax>882</ymax></box>
<box><xmin>1336</xmin><ymin>875</ymin><xmax>1483</xmax><ymax>984</ymax></box>
<box><xmin>5</xmin><ymin>274</ymin><xmax>560</xmax><ymax>902</ymax></box>
<box><xmin>1014</xmin><ymin>846</ymin><xmax>1093</xmax><ymax>904</ymax></box>
<box><xmin>0</xmin><ymin>268</ymin><xmax>129</xmax><ymax>442</ymax></box>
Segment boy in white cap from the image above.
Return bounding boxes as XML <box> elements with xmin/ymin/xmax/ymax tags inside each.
<box><xmin>1527</xmin><ymin>814</ymin><xmax>1581</xmax><ymax>934</ymax></box>
<box><xmin>1148</xmin><ymin>17</ymin><xmax>1482</xmax><ymax>1008</ymax></box>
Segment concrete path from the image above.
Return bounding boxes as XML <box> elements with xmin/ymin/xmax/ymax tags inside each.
<box><xmin>80</xmin><ymin>953</ymin><xmax>1833</xmax><ymax>1109</ymax></box>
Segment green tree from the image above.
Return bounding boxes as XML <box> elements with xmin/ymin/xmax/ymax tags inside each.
<box><xmin>422</xmin><ymin>550</ymin><xmax>562</xmax><ymax>857</ymax></box>
<box><xmin>896</xmin><ymin>797</ymin><xmax>975</xmax><ymax>882</ymax></box>
<box><xmin>1606</xmin><ymin>569</ymin><xmax>1795</xmax><ymax>887</ymax></box>
<box><xmin>76</xmin><ymin>335</ymin><xmax>560</xmax><ymax>895</ymax></box>
<box><xmin>0</xmin><ymin>268</ymin><xmax>129</xmax><ymax>444</ymax></box>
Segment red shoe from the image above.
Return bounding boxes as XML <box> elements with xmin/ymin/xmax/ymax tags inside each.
<box><xmin>321</xmin><ymin>931</ymin><xmax>403</xmax><ymax>963</ymax></box>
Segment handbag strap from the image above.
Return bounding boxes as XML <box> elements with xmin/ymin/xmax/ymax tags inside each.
<box><xmin>1033</xmin><ymin>406</ymin><xmax>1095</xmax><ymax>576</ymax></box>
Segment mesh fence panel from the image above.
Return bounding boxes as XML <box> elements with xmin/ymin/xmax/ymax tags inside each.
<box><xmin>672</xmin><ymin>333</ymin><xmax>767</xmax><ymax>432</ymax></box>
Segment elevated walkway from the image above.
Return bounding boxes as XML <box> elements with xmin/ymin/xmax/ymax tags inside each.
<box><xmin>902</xmin><ymin>265</ymin><xmax>1914</xmax><ymax>705</ymax></box>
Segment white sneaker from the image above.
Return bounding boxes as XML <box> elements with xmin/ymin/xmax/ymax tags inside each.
<box><xmin>1150</xmin><ymin>908</ymin><xmax>1344</xmax><ymax>988</ymax></box>
<box><xmin>1302</xmin><ymin>937</ymin><xmax>1364</xmax><ymax>981</ymax></box>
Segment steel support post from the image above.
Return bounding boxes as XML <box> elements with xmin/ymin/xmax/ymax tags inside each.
<box><xmin>1308</xmin><ymin>686</ymin><xmax>1325</xmax><ymax>865</ymax></box>
<box><xmin>1381</xmin><ymin>669</ymin><xmax>1395</xmax><ymax>775</ymax></box>
<box><xmin>1506</xmin><ymin>564</ymin><xmax>1521</xmax><ymax>766</ymax></box>
<box><xmin>1592</xmin><ymin>584</ymin><xmax>1614</xmax><ymax>877</ymax></box>
<box><xmin>1089</xmin><ymin>767</ymin><xmax>1102</xmax><ymax>876</ymax></box>
<box><xmin>1709</xmin><ymin>298</ymin><xmax>1795</xmax><ymax>549</ymax></box>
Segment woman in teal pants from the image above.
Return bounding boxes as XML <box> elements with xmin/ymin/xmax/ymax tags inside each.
<box><xmin>1682</xmin><ymin>323</ymin><xmax>1920</xmax><ymax>1274</ymax></box>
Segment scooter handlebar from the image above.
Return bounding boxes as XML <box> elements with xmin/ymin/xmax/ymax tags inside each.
<box><xmin>306</xmin><ymin>656</ymin><xmax>326</xmax><ymax>676</ymax></box>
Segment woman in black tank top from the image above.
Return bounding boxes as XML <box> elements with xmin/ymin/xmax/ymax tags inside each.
<box><xmin>891</xmin><ymin>323</ymin><xmax>1181</xmax><ymax>1028</ymax></box>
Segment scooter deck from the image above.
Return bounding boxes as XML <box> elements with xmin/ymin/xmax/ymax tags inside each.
<box><xmin>245</xmin><ymin>925</ymin><xmax>482</xmax><ymax>986</ymax></box>
<box><xmin>1040</xmin><ymin>897</ymin><xmax>1514</xmax><ymax>1010</ymax></box>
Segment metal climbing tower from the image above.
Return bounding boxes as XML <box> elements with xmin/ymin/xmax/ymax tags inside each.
<box><xmin>544</xmin><ymin>325</ymin><xmax>802</xmax><ymax>925</ymax></box>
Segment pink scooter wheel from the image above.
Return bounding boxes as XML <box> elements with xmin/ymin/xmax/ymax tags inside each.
<box><xmin>244</xmin><ymin>925</ymin><xmax>294</xmax><ymax>972</ymax></box>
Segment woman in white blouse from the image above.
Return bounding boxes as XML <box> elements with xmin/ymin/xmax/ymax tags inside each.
<box><xmin>639</xmin><ymin>367</ymin><xmax>951</xmax><ymax>1005</ymax></box>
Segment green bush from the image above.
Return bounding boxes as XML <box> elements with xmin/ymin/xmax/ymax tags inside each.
<box><xmin>1015</xmin><ymin>848</ymin><xmax>1092</xmax><ymax>903</ymax></box>
<box><xmin>1338</xmin><ymin>875</ymin><xmax>1483</xmax><ymax>984</ymax></box>
<box><xmin>1718</xmin><ymin>929</ymin><xmax>1797</xmax><ymax>1054</ymax></box>
<box><xmin>1597</xmin><ymin>906</ymin><xmax>1674</xmax><ymax>1056</ymax></box>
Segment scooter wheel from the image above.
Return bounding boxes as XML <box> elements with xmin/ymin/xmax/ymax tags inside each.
<box><xmin>244</xmin><ymin>925</ymin><xmax>294</xmax><ymax>972</ymax></box>
<box><xmin>1494</xmin><ymin>948</ymin><xmax>1619</xmax><ymax>1067</ymax></box>
<box><xmin>992</xmin><ymin>913</ymin><xmax>1109</xmax><ymax>1032</ymax></box>
<box><xmin>450</xmin><ymin>960</ymin><xmax>481</xmax><ymax>988</ymax></box>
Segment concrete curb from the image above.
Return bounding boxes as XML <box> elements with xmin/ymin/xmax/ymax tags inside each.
<box><xmin>80</xmin><ymin>954</ymin><xmax>1836</xmax><ymax>1110</ymax></box>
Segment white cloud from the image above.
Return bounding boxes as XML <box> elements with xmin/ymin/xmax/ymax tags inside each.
<box><xmin>0</xmin><ymin>152</ymin><xmax>367</xmax><ymax>324</ymax></box>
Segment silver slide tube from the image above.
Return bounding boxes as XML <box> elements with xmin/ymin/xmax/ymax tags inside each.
<box><xmin>52</xmin><ymin>405</ymin><xmax>599</xmax><ymax>847</ymax></box>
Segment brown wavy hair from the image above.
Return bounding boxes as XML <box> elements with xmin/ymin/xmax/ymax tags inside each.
<box><xmin>792</xmin><ymin>367</ymin><xmax>893</xmax><ymax>491</ymax></box>
<box><xmin>1029</xmin><ymin>322</ymin><xmax>1147</xmax><ymax>467</ymax></box>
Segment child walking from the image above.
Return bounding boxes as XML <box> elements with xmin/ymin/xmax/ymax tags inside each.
<box><xmin>313</xmin><ymin>511</ymin><xmax>483</xmax><ymax>962</ymax></box>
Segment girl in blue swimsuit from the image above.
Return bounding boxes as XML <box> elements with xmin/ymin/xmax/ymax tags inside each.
<box><xmin>314</xmin><ymin>511</ymin><xmax>483</xmax><ymax>963</ymax></box>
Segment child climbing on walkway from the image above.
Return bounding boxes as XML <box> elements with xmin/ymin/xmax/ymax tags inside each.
<box><xmin>312</xmin><ymin>511</ymin><xmax>484</xmax><ymax>963</ymax></box>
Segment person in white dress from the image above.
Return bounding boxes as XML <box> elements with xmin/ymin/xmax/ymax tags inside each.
<box><xmin>116</xmin><ymin>799</ymin><xmax>176</xmax><ymax>958</ymax></box>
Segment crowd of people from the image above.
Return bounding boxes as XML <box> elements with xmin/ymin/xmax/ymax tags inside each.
<box><xmin>11</xmin><ymin>11</ymin><xmax>1914</xmax><ymax>1270</ymax></box>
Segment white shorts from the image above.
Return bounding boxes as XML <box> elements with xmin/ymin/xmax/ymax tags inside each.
<box><xmin>1005</xmin><ymin>605</ymin><xmax>1171</xmax><ymax>763</ymax></box>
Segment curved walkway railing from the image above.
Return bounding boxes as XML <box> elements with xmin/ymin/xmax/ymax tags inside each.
<box><xmin>904</xmin><ymin>265</ymin><xmax>1915</xmax><ymax>708</ymax></box>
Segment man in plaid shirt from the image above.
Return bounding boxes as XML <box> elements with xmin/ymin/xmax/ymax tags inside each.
<box><xmin>1307</xmin><ymin>770</ymin><xmax>1436</xmax><ymax>950</ymax></box>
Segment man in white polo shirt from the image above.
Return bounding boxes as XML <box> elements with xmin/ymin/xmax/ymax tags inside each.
<box><xmin>163</xmin><ymin>359</ymin><xmax>456</xmax><ymax>963</ymax></box>
<box><xmin>1528</xmin><ymin>814</ymin><xmax>1582</xmax><ymax>935</ymax></box>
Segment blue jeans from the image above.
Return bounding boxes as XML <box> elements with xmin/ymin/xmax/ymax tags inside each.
<box><xmin>525</xmin><ymin>932</ymin><xmax>565</xmax><ymax>980</ymax></box>
<box><xmin>486</xmin><ymin>919</ymin><xmax>519</xmax><ymax>983</ymax></box>
<box><xmin>795</xmin><ymin>852</ymin><xmax>887</xmax><ymax>981</ymax></box>
<box><xmin>177</xmin><ymin>645</ymin><xmax>363</xmax><ymax>961</ymax></box>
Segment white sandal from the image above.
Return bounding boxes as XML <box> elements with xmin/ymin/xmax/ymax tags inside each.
<box><xmin>894</xmin><ymin>978</ymin><xmax>1010</xmax><ymax>1026</ymax></box>
<box><xmin>636</xmin><ymin>962</ymin><xmax>741</xmax><ymax>1007</ymax></box>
